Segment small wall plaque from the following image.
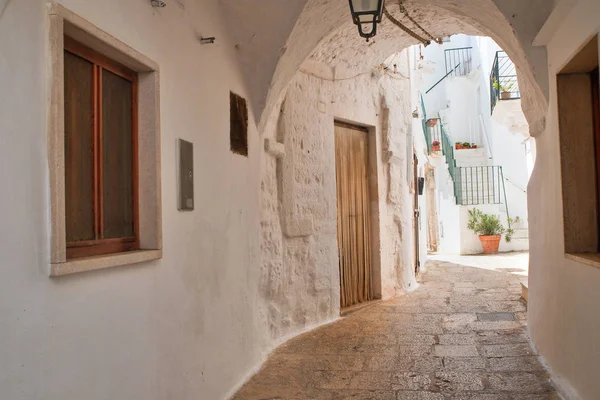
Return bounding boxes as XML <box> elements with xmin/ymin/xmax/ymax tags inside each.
<box><xmin>178</xmin><ymin>139</ymin><xmax>194</xmax><ymax>211</ymax></box>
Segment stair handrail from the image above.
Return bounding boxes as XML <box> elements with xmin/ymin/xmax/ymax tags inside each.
<box><xmin>439</xmin><ymin>119</ymin><xmax>460</xmax><ymax>201</ymax></box>
<box><xmin>499</xmin><ymin>166</ymin><xmax>511</xmax><ymax>228</ymax></box>
<box><xmin>504</xmin><ymin>176</ymin><xmax>527</xmax><ymax>193</ymax></box>
<box><xmin>425</xmin><ymin>62</ymin><xmax>461</xmax><ymax>94</ymax></box>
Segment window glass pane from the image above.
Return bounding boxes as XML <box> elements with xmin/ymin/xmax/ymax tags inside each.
<box><xmin>102</xmin><ymin>69</ymin><xmax>134</xmax><ymax>239</ymax></box>
<box><xmin>64</xmin><ymin>51</ymin><xmax>95</xmax><ymax>242</ymax></box>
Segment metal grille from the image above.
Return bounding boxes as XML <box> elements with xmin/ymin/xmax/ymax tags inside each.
<box><xmin>453</xmin><ymin>166</ymin><xmax>506</xmax><ymax>206</ymax></box>
<box><xmin>490</xmin><ymin>51</ymin><xmax>520</xmax><ymax>114</ymax></box>
<box><xmin>444</xmin><ymin>47</ymin><xmax>473</xmax><ymax>77</ymax></box>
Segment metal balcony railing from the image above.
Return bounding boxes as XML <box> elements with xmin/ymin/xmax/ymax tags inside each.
<box><xmin>454</xmin><ymin>166</ymin><xmax>506</xmax><ymax>206</ymax></box>
<box><xmin>490</xmin><ymin>50</ymin><xmax>520</xmax><ymax>114</ymax></box>
<box><xmin>445</xmin><ymin>47</ymin><xmax>473</xmax><ymax>77</ymax></box>
<box><xmin>424</xmin><ymin>118</ymin><xmax>442</xmax><ymax>153</ymax></box>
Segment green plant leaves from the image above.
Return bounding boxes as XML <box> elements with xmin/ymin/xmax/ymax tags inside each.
<box><xmin>467</xmin><ymin>208</ymin><xmax>505</xmax><ymax>236</ymax></box>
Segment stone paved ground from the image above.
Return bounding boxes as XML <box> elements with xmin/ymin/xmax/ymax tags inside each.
<box><xmin>233</xmin><ymin>258</ymin><xmax>558</xmax><ymax>399</ymax></box>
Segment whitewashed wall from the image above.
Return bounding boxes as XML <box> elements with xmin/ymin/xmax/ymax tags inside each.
<box><xmin>258</xmin><ymin>54</ymin><xmax>428</xmax><ymax>352</ymax></box>
<box><xmin>489</xmin><ymin>100</ymin><xmax>531</xmax><ymax>224</ymax></box>
<box><xmin>0</xmin><ymin>1</ymin><xmax>264</xmax><ymax>399</ymax></box>
<box><xmin>528</xmin><ymin>1</ymin><xmax>600</xmax><ymax>398</ymax></box>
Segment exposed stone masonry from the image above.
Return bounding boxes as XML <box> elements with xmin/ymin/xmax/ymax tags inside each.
<box><xmin>235</xmin><ymin>259</ymin><xmax>558</xmax><ymax>399</ymax></box>
<box><xmin>258</xmin><ymin>59</ymin><xmax>414</xmax><ymax>344</ymax></box>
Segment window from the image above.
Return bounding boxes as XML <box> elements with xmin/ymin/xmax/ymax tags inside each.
<box><xmin>64</xmin><ymin>37</ymin><xmax>138</xmax><ymax>259</ymax></box>
<box><xmin>557</xmin><ymin>35</ymin><xmax>600</xmax><ymax>256</ymax></box>
<box><xmin>230</xmin><ymin>92</ymin><xmax>248</xmax><ymax>156</ymax></box>
<box><xmin>48</xmin><ymin>7</ymin><xmax>161</xmax><ymax>276</ymax></box>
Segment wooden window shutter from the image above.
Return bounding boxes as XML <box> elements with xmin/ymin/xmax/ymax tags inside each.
<box><xmin>230</xmin><ymin>92</ymin><xmax>248</xmax><ymax>156</ymax></box>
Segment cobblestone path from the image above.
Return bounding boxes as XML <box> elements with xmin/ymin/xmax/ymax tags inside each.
<box><xmin>234</xmin><ymin>259</ymin><xmax>558</xmax><ymax>399</ymax></box>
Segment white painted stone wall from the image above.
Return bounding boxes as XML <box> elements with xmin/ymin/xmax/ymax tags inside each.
<box><xmin>0</xmin><ymin>1</ymin><xmax>265</xmax><ymax>399</ymax></box>
<box><xmin>458</xmin><ymin>205</ymin><xmax>529</xmax><ymax>255</ymax></box>
<box><xmin>528</xmin><ymin>1</ymin><xmax>600</xmax><ymax>398</ymax></box>
<box><xmin>443</xmin><ymin>71</ymin><xmax>484</xmax><ymax>145</ymax></box>
<box><xmin>489</xmin><ymin>100</ymin><xmax>531</xmax><ymax>224</ymax></box>
<box><xmin>259</xmin><ymin>54</ymin><xmax>427</xmax><ymax>350</ymax></box>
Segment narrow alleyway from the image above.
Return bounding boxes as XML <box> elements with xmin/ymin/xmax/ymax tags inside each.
<box><xmin>234</xmin><ymin>258</ymin><xmax>557</xmax><ymax>399</ymax></box>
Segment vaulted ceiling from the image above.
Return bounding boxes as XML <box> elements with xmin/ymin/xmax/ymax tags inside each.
<box><xmin>219</xmin><ymin>0</ymin><xmax>553</xmax><ymax>130</ymax></box>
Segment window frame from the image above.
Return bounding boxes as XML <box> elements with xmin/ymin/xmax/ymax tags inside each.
<box><xmin>48</xmin><ymin>3</ymin><xmax>163</xmax><ymax>277</ymax></box>
<box><xmin>64</xmin><ymin>36</ymin><xmax>140</xmax><ymax>259</ymax></box>
<box><xmin>230</xmin><ymin>91</ymin><xmax>249</xmax><ymax>156</ymax></box>
<box><xmin>591</xmin><ymin>68</ymin><xmax>600</xmax><ymax>250</ymax></box>
<box><xmin>557</xmin><ymin>34</ymin><xmax>600</xmax><ymax>268</ymax></box>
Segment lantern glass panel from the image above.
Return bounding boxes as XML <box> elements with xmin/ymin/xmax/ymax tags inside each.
<box><xmin>351</xmin><ymin>0</ymin><xmax>379</xmax><ymax>12</ymax></box>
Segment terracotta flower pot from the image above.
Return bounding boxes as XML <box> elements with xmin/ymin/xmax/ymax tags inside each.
<box><xmin>479</xmin><ymin>235</ymin><xmax>501</xmax><ymax>254</ymax></box>
<box><xmin>456</xmin><ymin>144</ymin><xmax>463</xmax><ymax>150</ymax></box>
<box><xmin>432</xmin><ymin>144</ymin><xmax>440</xmax><ymax>151</ymax></box>
<box><xmin>501</xmin><ymin>91</ymin><xmax>511</xmax><ymax>100</ymax></box>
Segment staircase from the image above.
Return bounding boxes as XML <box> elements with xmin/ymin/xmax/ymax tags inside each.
<box><xmin>454</xmin><ymin>148</ymin><xmax>487</xmax><ymax>167</ymax></box>
<box><xmin>421</xmin><ymin>98</ymin><xmax>512</xmax><ymax>225</ymax></box>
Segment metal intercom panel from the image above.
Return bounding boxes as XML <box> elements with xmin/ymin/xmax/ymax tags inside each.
<box><xmin>178</xmin><ymin>139</ymin><xmax>194</xmax><ymax>211</ymax></box>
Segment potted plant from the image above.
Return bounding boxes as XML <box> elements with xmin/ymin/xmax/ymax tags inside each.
<box><xmin>428</xmin><ymin>119</ymin><xmax>438</xmax><ymax>127</ymax></box>
<box><xmin>431</xmin><ymin>140</ymin><xmax>440</xmax><ymax>151</ymax></box>
<box><xmin>467</xmin><ymin>208</ymin><xmax>505</xmax><ymax>254</ymax></box>
<box><xmin>455</xmin><ymin>142</ymin><xmax>463</xmax><ymax>150</ymax></box>
<box><xmin>493</xmin><ymin>79</ymin><xmax>512</xmax><ymax>100</ymax></box>
<box><xmin>471</xmin><ymin>143</ymin><xmax>478</xmax><ymax>149</ymax></box>
<box><xmin>500</xmin><ymin>83</ymin><xmax>513</xmax><ymax>100</ymax></box>
<box><xmin>462</xmin><ymin>142</ymin><xmax>471</xmax><ymax>149</ymax></box>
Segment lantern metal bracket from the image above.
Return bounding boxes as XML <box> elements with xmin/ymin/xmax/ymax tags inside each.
<box><xmin>348</xmin><ymin>0</ymin><xmax>385</xmax><ymax>41</ymax></box>
<box><xmin>200</xmin><ymin>37</ymin><xmax>216</xmax><ymax>45</ymax></box>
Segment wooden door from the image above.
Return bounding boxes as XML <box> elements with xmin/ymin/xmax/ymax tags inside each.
<box><xmin>334</xmin><ymin>122</ymin><xmax>373</xmax><ymax>309</ymax></box>
<box><xmin>413</xmin><ymin>152</ymin><xmax>421</xmax><ymax>275</ymax></box>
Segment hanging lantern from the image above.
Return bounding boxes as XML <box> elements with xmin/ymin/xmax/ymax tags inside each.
<box><xmin>349</xmin><ymin>0</ymin><xmax>385</xmax><ymax>41</ymax></box>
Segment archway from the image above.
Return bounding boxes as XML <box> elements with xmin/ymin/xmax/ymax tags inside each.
<box><xmin>247</xmin><ymin>0</ymin><xmax>549</xmax><ymax>133</ymax></box>
<box><xmin>247</xmin><ymin>0</ymin><xmax>554</xmax><ymax>396</ymax></box>
<box><xmin>255</xmin><ymin>0</ymin><xmax>548</xmax><ymax>323</ymax></box>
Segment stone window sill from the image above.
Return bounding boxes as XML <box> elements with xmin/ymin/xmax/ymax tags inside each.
<box><xmin>565</xmin><ymin>253</ymin><xmax>600</xmax><ymax>269</ymax></box>
<box><xmin>50</xmin><ymin>250</ymin><xmax>162</xmax><ymax>277</ymax></box>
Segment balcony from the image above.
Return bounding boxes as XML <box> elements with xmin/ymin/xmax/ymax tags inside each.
<box><xmin>490</xmin><ymin>50</ymin><xmax>520</xmax><ymax>114</ymax></box>
<box><xmin>444</xmin><ymin>47</ymin><xmax>473</xmax><ymax>77</ymax></box>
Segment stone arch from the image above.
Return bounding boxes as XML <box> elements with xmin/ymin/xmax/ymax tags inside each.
<box><xmin>253</xmin><ymin>0</ymin><xmax>552</xmax><ymax>343</ymax></box>
<box><xmin>258</xmin><ymin>0</ymin><xmax>550</xmax><ymax>134</ymax></box>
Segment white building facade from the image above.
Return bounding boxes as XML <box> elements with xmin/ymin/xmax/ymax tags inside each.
<box><xmin>411</xmin><ymin>35</ymin><xmax>532</xmax><ymax>255</ymax></box>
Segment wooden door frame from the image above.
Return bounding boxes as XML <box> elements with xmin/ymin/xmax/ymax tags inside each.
<box><xmin>591</xmin><ymin>68</ymin><xmax>600</xmax><ymax>250</ymax></box>
<box><xmin>334</xmin><ymin>120</ymin><xmax>382</xmax><ymax>307</ymax></box>
<box><xmin>413</xmin><ymin>152</ymin><xmax>420</xmax><ymax>275</ymax></box>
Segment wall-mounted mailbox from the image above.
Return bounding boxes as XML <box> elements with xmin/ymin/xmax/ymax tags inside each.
<box><xmin>178</xmin><ymin>139</ymin><xmax>194</xmax><ymax>211</ymax></box>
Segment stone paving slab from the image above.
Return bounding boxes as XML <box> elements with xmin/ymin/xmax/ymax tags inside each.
<box><xmin>233</xmin><ymin>259</ymin><xmax>557</xmax><ymax>399</ymax></box>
